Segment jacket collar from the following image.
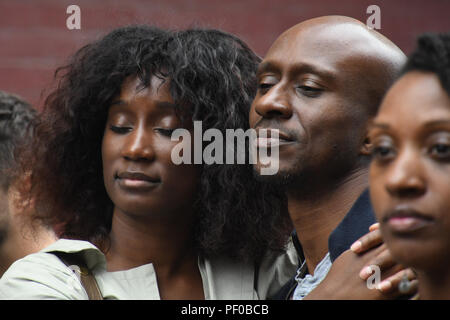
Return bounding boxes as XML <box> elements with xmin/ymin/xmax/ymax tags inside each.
<box><xmin>292</xmin><ymin>189</ymin><xmax>376</xmax><ymax>264</ymax></box>
<box><xmin>328</xmin><ymin>189</ymin><xmax>376</xmax><ymax>261</ymax></box>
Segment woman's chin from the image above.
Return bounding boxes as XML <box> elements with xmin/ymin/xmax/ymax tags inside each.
<box><xmin>385</xmin><ymin>237</ymin><xmax>450</xmax><ymax>272</ymax></box>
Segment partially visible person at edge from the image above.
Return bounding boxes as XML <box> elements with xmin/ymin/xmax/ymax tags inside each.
<box><xmin>249</xmin><ymin>16</ymin><xmax>418</xmax><ymax>299</ymax></box>
<box><xmin>0</xmin><ymin>91</ymin><xmax>57</xmax><ymax>277</ymax></box>
<box><xmin>0</xmin><ymin>26</ymin><xmax>297</xmax><ymax>299</ymax></box>
<box><xmin>369</xmin><ymin>33</ymin><xmax>450</xmax><ymax>300</ymax></box>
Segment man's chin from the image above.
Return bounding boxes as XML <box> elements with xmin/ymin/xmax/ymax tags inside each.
<box><xmin>252</xmin><ymin>166</ymin><xmax>298</xmax><ymax>187</ymax></box>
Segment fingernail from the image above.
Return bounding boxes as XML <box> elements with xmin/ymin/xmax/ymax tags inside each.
<box><xmin>350</xmin><ymin>241</ymin><xmax>362</xmax><ymax>253</ymax></box>
<box><xmin>359</xmin><ymin>266</ymin><xmax>372</xmax><ymax>280</ymax></box>
<box><xmin>377</xmin><ymin>280</ymin><xmax>392</xmax><ymax>292</ymax></box>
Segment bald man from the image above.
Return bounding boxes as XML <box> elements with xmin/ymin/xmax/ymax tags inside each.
<box><xmin>250</xmin><ymin>16</ymin><xmax>412</xmax><ymax>299</ymax></box>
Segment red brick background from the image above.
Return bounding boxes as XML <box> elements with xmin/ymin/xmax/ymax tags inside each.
<box><xmin>0</xmin><ymin>0</ymin><xmax>449</xmax><ymax>108</ymax></box>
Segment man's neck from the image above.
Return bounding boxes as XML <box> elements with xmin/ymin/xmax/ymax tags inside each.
<box><xmin>287</xmin><ymin>168</ymin><xmax>368</xmax><ymax>274</ymax></box>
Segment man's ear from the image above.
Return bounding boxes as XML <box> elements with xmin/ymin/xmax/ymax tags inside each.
<box><xmin>360</xmin><ymin>136</ymin><xmax>372</xmax><ymax>156</ymax></box>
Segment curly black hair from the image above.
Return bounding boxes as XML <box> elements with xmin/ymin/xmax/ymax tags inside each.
<box><xmin>18</xmin><ymin>25</ymin><xmax>291</xmax><ymax>263</ymax></box>
<box><xmin>163</xmin><ymin>29</ymin><xmax>292</xmax><ymax>261</ymax></box>
<box><xmin>401</xmin><ymin>33</ymin><xmax>450</xmax><ymax>95</ymax></box>
<box><xmin>0</xmin><ymin>91</ymin><xmax>36</xmax><ymax>190</ymax></box>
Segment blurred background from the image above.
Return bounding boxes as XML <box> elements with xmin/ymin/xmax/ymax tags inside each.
<box><xmin>0</xmin><ymin>0</ymin><xmax>449</xmax><ymax>109</ymax></box>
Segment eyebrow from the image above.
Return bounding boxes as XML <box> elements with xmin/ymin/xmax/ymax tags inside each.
<box><xmin>369</xmin><ymin>119</ymin><xmax>450</xmax><ymax>131</ymax></box>
<box><xmin>257</xmin><ymin>60</ymin><xmax>337</xmax><ymax>82</ymax></box>
<box><xmin>256</xmin><ymin>61</ymin><xmax>279</xmax><ymax>78</ymax></box>
<box><xmin>368</xmin><ymin>122</ymin><xmax>390</xmax><ymax>130</ymax></box>
<box><xmin>423</xmin><ymin>119</ymin><xmax>450</xmax><ymax>127</ymax></box>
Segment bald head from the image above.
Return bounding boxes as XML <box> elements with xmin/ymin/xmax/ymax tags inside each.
<box><xmin>268</xmin><ymin>15</ymin><xmax>406</xmax><ymax>115</ymax></box>
<box><xmin>278</xmin><ymin>16</ymin><xmax>400</xmax><ymax>50</ymax></box>
<box><xmin>250</xmin><ymin>16</ymin><xmax>406</xmax><ymax>182</ymax></box>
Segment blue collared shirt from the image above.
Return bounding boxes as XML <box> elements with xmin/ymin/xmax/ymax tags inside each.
<box><xmin>273</xmin><ymin>189</ymin><xmax>376</xmax><ymax>300</ymax></box>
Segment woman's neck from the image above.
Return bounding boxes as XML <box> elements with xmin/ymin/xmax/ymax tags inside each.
<box><xmin>105</xmin><ymin>207</ymin><xmax>204</xmax><ymax>299</ymax></box>
<box><xmin>417</xmin><ymin>269</ymin><xmax>450</xmax><ymax>300</ymax></box>
<box><xmin>105</xmin><ymin>207</ymin><xmax>197</xmax><ymax>273</ymax></box>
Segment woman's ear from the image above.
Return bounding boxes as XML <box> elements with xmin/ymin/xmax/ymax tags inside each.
<box><xmin>360</xmin><ymin>136</ymin><xmax>372</xmax><ymax>156</ymax></box>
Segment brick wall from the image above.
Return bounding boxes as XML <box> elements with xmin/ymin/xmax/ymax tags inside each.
<box><xmin>0</xmin><ymin>0</ymin><xmax>449</xmax><ymax>108</ymax></box>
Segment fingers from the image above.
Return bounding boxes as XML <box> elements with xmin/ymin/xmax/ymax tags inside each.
<box><xmin>377</xmin><ymin>268</ymin><xmax>418</xmax><ymax>295</ymax></box>
<box><xmin>350</xmin><ymin>227</ymin><xmax>383</xmax><ymax>254</ymax></box>
<box><xmin>358</xmin><ymin>244</ymin><xmax>397</xmax><ymax>280</ymax></box>
<box><xmin>369</xmin><ymin>222</ymin><xmax>380</xmax><ymax>232</ymax></box>
<box><xmin>359</xmin><ymin>245</ymin><xmax>397</xmax><ymax>280</ymax></box>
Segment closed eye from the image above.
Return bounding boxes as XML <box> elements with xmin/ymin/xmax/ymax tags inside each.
<box><xmin>296</xmin><ymin>86</ymin><xmax>323</xmax><ymax>98</ymax></box>
<box><xmin>258</xmin><ymin>83</ymin><xmax>274</xmax><ymax>94</ymax></box>
<box><xmin>154</xmin><ymin>128</ymin><xmax>175</xmax><ymax>137</ymax></box>
<box><xmin>109</xmin><ymin>125</ymin><xmax>132</xmax><ymax>134</ymax></box>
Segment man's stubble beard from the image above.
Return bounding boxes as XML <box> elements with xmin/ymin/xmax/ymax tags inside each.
<box><xmin>252</xmin><ymin>160</ymin><xmax>309</xmax><ymax>193</ymax></box>
<box><xmin>252</xmin><ymin>145</ymin><xmax>361</xmax><ymax>197</ymax></box>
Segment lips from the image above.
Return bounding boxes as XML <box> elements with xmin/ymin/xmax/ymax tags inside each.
<box><xmin>115</xmin><ymin>171</ymin><xmax>160</xmax><ymax>190</ymax></box>
<box><xmin>254</xmin><ymin>128</ymin><xmax>295</xmax><ymax>148</ymax></box>
<box><xmin>383</xmin><ymin>206</ymin><xmax>434</xmax><ymax>234</ymax></box>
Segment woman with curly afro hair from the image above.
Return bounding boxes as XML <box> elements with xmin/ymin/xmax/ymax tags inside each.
<box><xmin>0</xmin><ymin>25</ymin><xmax>297</xmax><ymax>299</ymax></box>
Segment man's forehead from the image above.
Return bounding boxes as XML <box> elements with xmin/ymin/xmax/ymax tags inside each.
<box><xmin>259</xmin><ymin>22</ymin><xmax>392</xmax><ymax>79</ymax></box>
<box><xmin>267</xmin><ymin>22</ymin><xmax>372</xmax><ymax>59</ymax></box>
<box><xmin>259</xmin><ymin>29</ymin><xmax>344</xmax><ymax>78</ymax></box>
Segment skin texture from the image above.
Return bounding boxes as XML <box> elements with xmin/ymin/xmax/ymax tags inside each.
<box><xmin>102</xmin><ymin>75</ymin><xmax>203</xmax><ymax>299</ymax></box>
<box><xmin>369</xmin><ymin>71</ymin><xmax>450</xmax><ymax>299</ymax></box>
<box><xmin>250</xmin><ymin>16</ymin><xmax>409</xmax><ymax>299</ymax></box>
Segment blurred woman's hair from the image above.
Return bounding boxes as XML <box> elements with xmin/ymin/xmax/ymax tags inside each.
<box><xmin>401</xmin><ymin>33</ymin><xmax>450</xmax><ymax>95</ymax></box>
<box><xmin>0</xmin><ymin>91</ymin><xmax>35</xmax><ymax>190</ymax></box>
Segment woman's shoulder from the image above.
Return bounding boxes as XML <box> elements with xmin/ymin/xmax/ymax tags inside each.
<box><xmin>200</xmin><ymin>239</ymin><xmax>299</xmax><ymax>299</ymax></box>
<box><xmin>256</xmin><ymin>238</ymin><xmax>299</xmax><ymax>298</ymax></box>
<box><xmin>259</xmin><ymin>238</ymin><xmax>299</xmax><ymax>274</ymax></box>
<box><xmin>0</xmin><ymin>239</ymin><xmax>101</xmax><ymax>299</ymax></box>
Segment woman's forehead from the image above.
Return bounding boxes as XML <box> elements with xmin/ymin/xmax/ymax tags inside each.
<box><xmin>117</xmin><ymin>75</ymin><xmax>171</xmax><ymax>101</ymax></box>
<box><xmin>378</xmin><ymin>72</ymin><xmax>450</xmax><ymax>119</ymax></box>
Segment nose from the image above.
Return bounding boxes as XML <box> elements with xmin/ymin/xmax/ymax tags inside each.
<box><xmin>253</xmin><ymin>83</ymin><xmax>293</xmax><ymax>119</ymax></box>
<box><xmin>121</xmin><ymin>124</ymin><xmax>155</xmax><ymax>162</ymax></box>
<box><xmin>385</xmin><ymin>148</ymin><xmax>426</xmax><ymax>199</ymax></box>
